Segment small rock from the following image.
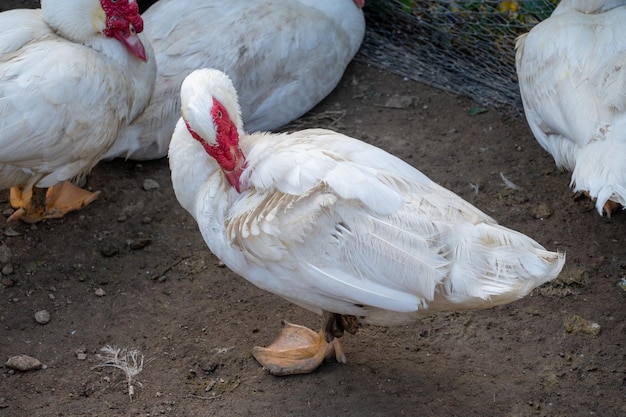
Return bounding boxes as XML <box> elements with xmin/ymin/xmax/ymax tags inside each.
<box><xmin>128</xmin><ymin>238</ymin><xmax>152</xmax><ymax>250</ymax></box>
<box><xmin>618</xmin><ymin>278</ymin><xmax>626</xmax><ymax>292</ymax></box>
<box><xmin>0</xmin><ymin>244</ymin><xmax>11</xmax><ymax>263</ymax></box>
<box><xmin>99</xmin><ymin>242</ymin><xmax>119</xmax><ymax>257</ymax></box>
<box><xmin>143</xmin><ymin>179</ymin><xmax>160</xmax><ymax>191</ymax></box>
<box><xmin>94</xmin><ymin>288</ymin><xmax>106</xmax><ymax>297</ymax></box>
<box><xmin>5</xmin><ymin>355</ymin><xmax>43</xmax><ymax>371</ymax></box>
<box><xmin>4</xmin><ymin>227</ymin><xmax>21</xmax><ymax>237</ymax></box>
<box><xmin>34</xmin><ymin>310</ymin><xmax>50</xmax><ymax>325</ymax></box>
<box><xmin>0</xmin><ymin>276</ymin><xmax>15</xmax><ymax>287</ymax></box>
<box><xmin>563</xmin><ymin>315</ymin><xmax>601</xmax><ymax>337</ymax></box>
<box><xmin>74</xmin><ymin>348</ymin><xmax>88</xmax><ymax>360</ymax></box>
<box><xmin>2</xmin><ymin>264</ymin><xmax>14</xmax><ymax>276</ymax></box>
<box><xmin>383</xmin><ymin>94</ymin><xmax>414</xmax><ymax>109</ymax></box>
<box><xmin>48</xmin><ymin>293</ymin><xmax>56</xmax><ymax>301</ymax></box>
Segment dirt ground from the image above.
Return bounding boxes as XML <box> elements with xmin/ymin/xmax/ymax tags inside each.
<box><xmin>1</xmin><ymin>2</ymin><xmax>625</xmax><ymax>417</ymax></box>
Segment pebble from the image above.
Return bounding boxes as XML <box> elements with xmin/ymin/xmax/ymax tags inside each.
<box><xmin>128</xmin><ymin>238</ymin><xmax>152</xmax><ymax>250</ymax></box>
<box><xmin>0</xmin><ymin>244</ymin><xmax>10</xmax><ymax>263</ymax></box>
<box><xmin>143</xmin><ymin>179</ymin><xmax>160</xmax><ymax>191</ymax></box>
<box><xmin>5</xmin><ymin>355</ymin><xmax>44</xmax><ymax>371</ymax></box>
<box><xmin>34</xmin><ymin>310</ymin><xmax>50</xmax><ymax>325</ymax></box>
<box><xmin>95</xmin><ymin>288</ymin><xmax>106</xmax><ymax>297</ymax></box>
<box><xmin>99</xmin><ymin>243</ymin><xmax>119</xmax><ymax>257</ymax></box>
<box><xmin>1</xmin><ymin>264</ymin><xmax>13</xmax><ymax>276</ymax></box>
<box><xmin>4</xmin><ymin>227</ymin><xmax>21</xmax><ymax>237</ymax></box>
<box><xmin>0</xmin><ymin>276</ymin><xmax>15</xmax><ymax>287</ymax></box>
<box><xmin>383</xmin><ymin>94</ymin><xmax>415</xmax><ymax>109</ymax></box>
<box><xmin>75</xmin><ymin>347</ymin><xmax>87</xmax><ymax>360</ymax></box>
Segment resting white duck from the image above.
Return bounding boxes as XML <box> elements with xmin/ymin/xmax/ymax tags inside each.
<box><xmin>103</xmin><ymin>0</ymin><xmax>365</xmax><ymax>161</ymax></box>
<box><xmin>169</xmin><ymin>68</ymin><xmax>566</xmax><ymax>376</ymax></box>
<box><xmin>515</xmin><ymin>0</ymin><xmax>626</xmax><ymax>216</ymax></box>
<box><xmin>0</xmin><ymin>0</ymin><xmax>155</xmax><ymax>223</ymax></box>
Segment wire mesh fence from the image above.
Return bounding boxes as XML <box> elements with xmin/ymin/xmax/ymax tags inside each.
<box><xmin>356</xmin><ymin>0</ymin><xmax>558</xmax><ymax>114</ymax></box>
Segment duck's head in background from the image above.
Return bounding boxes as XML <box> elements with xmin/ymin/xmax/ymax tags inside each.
<box><xmin>41</xmin><ymin>0</ymin><xmax>147</xmax><ymax>61</ymax></box>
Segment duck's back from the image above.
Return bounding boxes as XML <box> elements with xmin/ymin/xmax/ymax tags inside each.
<box><xmin>106</xmin><ymin>0</ymin><xmax>365</xmax><ymax>160</ymax></box>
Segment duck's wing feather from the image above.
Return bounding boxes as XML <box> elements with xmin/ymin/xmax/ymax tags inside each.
<box><xmin>198</xmin><ymin>130</ymin><xmax>563</xmax><ymax>324</ymax></box>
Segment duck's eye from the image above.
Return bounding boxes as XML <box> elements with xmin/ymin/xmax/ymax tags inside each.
<box><xmin>218</xmin><ymin>110</ymin><xmax>223</xmax><ymax>118</ymax></box>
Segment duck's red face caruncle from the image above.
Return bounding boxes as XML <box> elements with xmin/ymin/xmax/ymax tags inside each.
<box><xmin>100</xmin><ymin>0</ymin><xmax>147</xmax><ymax>61</ymax></box>
<box><xmin>185</xmin><ymin>97</ymin><xmax>247</xmax><ymax>192</ymax></box>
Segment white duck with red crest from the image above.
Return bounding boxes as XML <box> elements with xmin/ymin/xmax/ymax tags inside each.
<box><xmin>0</xmin><ymin>0</ymin><xmax>156</xmax><ymax>223</ymax></box>
<box><xmin>169</xmin><ymin>68</ymin><xmax>565</xmax><ymax>376</ymax></box>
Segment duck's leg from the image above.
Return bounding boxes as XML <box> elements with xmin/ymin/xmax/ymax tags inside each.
<box><xmin>252</xmin><ymin>313</ymin><xmax>358</xmax><ymax>376</ymax></box>
<box><xmin>602</xmin><ymin>200</ymin><xmax>621</xmax><ymax>217</ymax></box>
<box><xmin>8</xmin><ymin>182</ymin><xmax>99</xmax><ymax>223</ymax></box>
<box><xmin>581</xmin><ymin>191</ymin><xmax>621</xmax><ymax>217</ymax></box>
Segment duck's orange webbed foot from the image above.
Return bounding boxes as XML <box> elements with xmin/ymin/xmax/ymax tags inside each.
<box><xmin>252</xmin><ymin>313</ymin><xmax>359</xmax><ymax>376</ymax></box>
<box><xmin>252</xmin><ymin>321</ymin><xmax>343</xmax><ymax>376</ymax></box>
<box><xmin>8</xmin><ymin>182</ymin><xmax>100</xmax><ymax>223</ymax></box>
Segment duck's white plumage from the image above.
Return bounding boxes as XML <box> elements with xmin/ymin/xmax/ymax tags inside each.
<box><xmin>515</xmin><ymin>0</ymin><xmax>626</xmax><ymax>215</ymax></box>
<box><xmin>169</xmin><ymin>69</ymin><xmax>565</xmax><ymax>328</ymax></box>
<box><xmin>0</xmin><ymin>0</ymin><xmax>156</xmax><ymax>192</ymax></box>
<box><xmin>104</xmin><ymin>0</ymin><xmax>365</xmax><ymax>161</ymax></box>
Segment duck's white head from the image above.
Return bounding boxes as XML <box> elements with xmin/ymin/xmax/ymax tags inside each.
<box><xmin>181</xmin><ymin>69</ymin><xmax>246</xmax><ymax>192</ymax></box>
<box><xmin>41</xmin><ymin>0</ymin><xmax>147</xmax><ymax>61</ymax></box>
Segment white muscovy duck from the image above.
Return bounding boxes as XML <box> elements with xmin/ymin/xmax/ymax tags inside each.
<box><xmin>103</xmin><ymin>0</ymin><xmax>365</xmax><ymax>161</ymax></box>
<box><xmin>169</xmin><ymin>68</ymin><xmax>566</xmax><ymax>376</ymax></box>
<box><xmin>515</xmin><ymin>0</ymin><xmax>626</xmax><ymax>216</ymax></box>
<box><xmin>0</xmin><ymin>0</ymin><xmax>156</xmax><ymax>223</ymax></box>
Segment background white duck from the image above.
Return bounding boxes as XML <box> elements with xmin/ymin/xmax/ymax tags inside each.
<box><xmin>0</xmin><ymin>0</ymin><xmax>156</xmax><ymax>223</ymax></box>
<box><xmin>103</xmin><ymin>0</ymin><xmax>365</xmax><ymax>161</ymax></box>
<box><xmin>169</xmin><ymin>68</ymin><xmax>566</xmax><ymax>376</ymax></box>
<box><xmin>515</xmin><ymin>0</ymin><xmax>626</xmax><ymax>216</ymax></box>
